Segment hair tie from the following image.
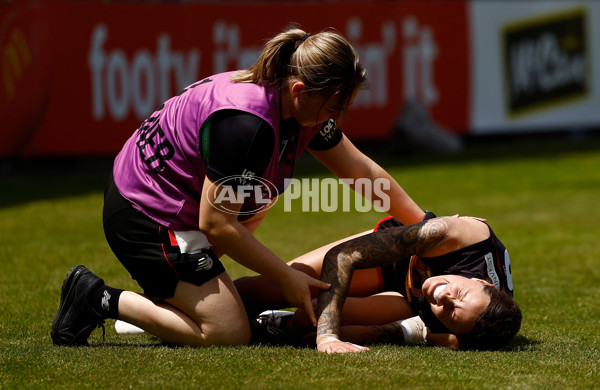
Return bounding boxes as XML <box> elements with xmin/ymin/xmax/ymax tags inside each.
<box><xmin>294</xmin><ymin>34</ymin><xmax>310</xmax><ymax>51</ymax></box>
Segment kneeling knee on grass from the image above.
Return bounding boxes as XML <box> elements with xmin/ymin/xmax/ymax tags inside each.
<box><xmin>164</xmin><ymin>275</ymin><xmax>252</xmax><ymax>347</ymax></box>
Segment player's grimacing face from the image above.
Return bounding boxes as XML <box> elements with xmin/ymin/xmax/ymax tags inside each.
<box><xmin>422</xmin><ymin>275</ymin><xmax>492</xmax><ymax>335</ymax></box>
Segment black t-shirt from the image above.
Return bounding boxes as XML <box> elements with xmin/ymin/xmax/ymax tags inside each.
<box><xmin>203</xmin><ymin>110</ymin><xmax>342</xmax><ymax>186</ymax></box>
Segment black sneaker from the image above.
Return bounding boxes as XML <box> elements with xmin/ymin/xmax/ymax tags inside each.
<box><xmin>251</xmin><ymin>310</ymin><xmax>295</xmax><ymax>346</ymax></box>
<box><xmin>51</xmin><ymin>265</ymin><xmax>106</xmax><ymax>346</ymax></box>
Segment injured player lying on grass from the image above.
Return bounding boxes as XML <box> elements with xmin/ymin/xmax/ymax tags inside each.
<box><xmin>235</xmin><ymin>215</ymin><xmax>522</xmax><ymax>353</ymax></box>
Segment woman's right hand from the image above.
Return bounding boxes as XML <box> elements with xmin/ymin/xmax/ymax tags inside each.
<box><xmin>279</xmin><ymin>268</ymin><xmax>330</xmax><ymax>326</ymax></box>
<box><xmin>317</xmin><ymin>339</ymin><xmax>369</xmax><ymax>354</ymax></box>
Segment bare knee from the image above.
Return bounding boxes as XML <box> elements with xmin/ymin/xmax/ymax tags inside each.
<box><xmin>201</xmin><ymin>315</ymin><xmax>252</xmax><ymax>346</ymax></box>
<box><xmin>154</xmin><ymin>309</ymin><xmax>251</xmax><ymax>347</ymax></box>
<box><xmin>163</xmin><ymin>277</ymin><xmax>253</xmax><ymax>347</ymax></box>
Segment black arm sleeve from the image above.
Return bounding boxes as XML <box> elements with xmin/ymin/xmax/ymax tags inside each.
<box><xmin>204</xmin><ymin>110</ymin><xmax>274</xmax><ymax>186</ymax></box>
<box><xmin>307</xmin><ymin>119</ymin><xmax>343</xmax><ymax>151</ymax></box>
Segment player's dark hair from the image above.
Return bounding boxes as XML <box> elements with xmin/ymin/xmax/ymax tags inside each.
<box><xmin>464</xmin><ymin>285</ymin><xmax>522</xmax><ymax>351</ymax></box>
<box><xmin>231</xmin><ymin>27</ymin><xmax>367</xmax><ymax>121</ymax></box>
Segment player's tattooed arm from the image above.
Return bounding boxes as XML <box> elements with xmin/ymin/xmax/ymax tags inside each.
<box><xmin>316</xmin><ymin>218</ymin><xmax>449</xmax><ymax>342</ymax></box>
<box><xmin>346</xmin><ymin>322</ymin><xmax>407</xmax><ymax>345</ymax></box>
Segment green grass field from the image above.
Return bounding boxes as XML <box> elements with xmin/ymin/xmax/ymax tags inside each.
<box><xmin>1</xmin><ymin>135</ymin><xmax>600</xmax><ymax>389</ymax></box>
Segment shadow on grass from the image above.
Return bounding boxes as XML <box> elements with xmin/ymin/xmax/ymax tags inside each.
<box><xmin>503</xmin><ymin>334</ymin><xmax>541</xmax><ymax>352</ymax></box>
<box><xmin>2</xmin><ymin>131</ymin><xmax>599</xmax><ymax>209</ymax></box>
<box><xmin>88</xmin><ymin>333</ymin><xmax>539</xmax><ymax>352</ymax></box>
<box><xmin>89</xmin><ymin>342</ymin><xmax>168</xmax><ymax>348</ymax></box>
<box><xmin>0</xmin><ymin>158</ymin><xmax>113</xmax><ymax>210</ymax></box>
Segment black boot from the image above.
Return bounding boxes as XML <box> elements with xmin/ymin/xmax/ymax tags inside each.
<box><xmin>51</xmin><ymin>265</ymin><xmax>106</xmax><ymax>346</ymax></box>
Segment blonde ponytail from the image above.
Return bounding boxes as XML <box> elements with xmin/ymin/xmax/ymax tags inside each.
<box><xmin>231</xmin><ymin>27</ymin><xmax>367</xmax><ymax>118</ymax></box>
<box><xmin>231</xmin><ymin>28</ymin><xmax>307</xmax><ymax>86</ymax></box>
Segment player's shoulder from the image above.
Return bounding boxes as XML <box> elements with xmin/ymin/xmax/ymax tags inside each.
<box><xmin>212</xmin><ymin>109</ymin><xmax>267</xmax><ymax>129</ymax></box>
<box><xmin>443</xmin><ymin>216</ymin><xmax>491</xmax><ymax>247</ymax></box>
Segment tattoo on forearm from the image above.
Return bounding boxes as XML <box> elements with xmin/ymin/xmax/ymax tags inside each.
<box><xmin>316</xmin><ymin>219</ymin><xmax>449</xmax><ymax>340</ymax></box>
<box><xmin>331</xmin><ymin>219</ymin><xmax>448</xmax><ymax>269</ymax></box>
<box><xmin>316</xmin><ymin>254</ymin><xmax>350</xmax><ymax>338</ymax></box>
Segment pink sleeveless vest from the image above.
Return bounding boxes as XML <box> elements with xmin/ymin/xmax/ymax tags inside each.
<box><xmin>113</xmin><ymin>71</ymin><xmax>320</xmax><ymax>230</ymax></box>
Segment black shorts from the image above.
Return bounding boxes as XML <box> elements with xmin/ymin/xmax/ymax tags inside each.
<box><xmin>102</xmin><ymin>174</ymin><xmax>226</xmax><ymax>300</ymax></box>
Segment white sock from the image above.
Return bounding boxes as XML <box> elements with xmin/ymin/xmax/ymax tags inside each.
<box><xmin>115</xmin><ymin>320</ymin><xmax>145</xmax><ymax>335</ymax></box>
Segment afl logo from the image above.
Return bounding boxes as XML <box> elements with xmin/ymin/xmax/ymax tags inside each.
<box><xmin>207</xmin><ymin>175</ymin><xmax>279</xmax><ymax>216</ymax></box>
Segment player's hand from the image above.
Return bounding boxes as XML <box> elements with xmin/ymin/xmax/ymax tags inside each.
<box><xmin>317</xmin><ymin>340</ymin><xmax>369</xmax><ymax>354</ymax></box>
<box><xmin>280</xmin><ymin>268</ymin><xmax>330</xmax><ymax>326</ymax></box>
